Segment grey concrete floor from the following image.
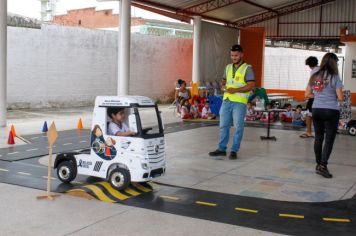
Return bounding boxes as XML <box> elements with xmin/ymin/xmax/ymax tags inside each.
<box><xmin>0</xmin><ymin>106</ymin><xmax>355</xmax><ymax>235</ymax></box>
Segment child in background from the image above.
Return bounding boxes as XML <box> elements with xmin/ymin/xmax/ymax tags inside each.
<box><xmin>180</xmin><ymin>99</ymin><xmax>192</xmax><ymax>119</ymax></box>
<box><xmin>292</xmin><ymin>105</ymin><xmax>306</xmax><ymax>126</ymax></box>
<box><xmin>280</xmin><ymin>103</ymin><xmax>293</xmax><ymax>122</ymax></box>
<box><xmin>245</xmin><ymin>102</ymin><xmax>257</xmax><ymax>121</ymax></box>
<box><xmin>260</xmin><ymin>103</ymin><xmax>275</xmax><ymax>123</ymax></box>
<box><xmin>190</xmin><ymin>99</ymin><xmax>200</xmax><ymax>119</ymax></box>
<box><xmin>202</xmin><ymin>101</ymin><xmax>216</xmax><ymax>119</ymax></box>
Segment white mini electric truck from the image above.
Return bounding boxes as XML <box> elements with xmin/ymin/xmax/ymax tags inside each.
<box><xmin>54</xmin><ymin>96</ymin><xmax>166</xmax><ymax>190</ymax></box>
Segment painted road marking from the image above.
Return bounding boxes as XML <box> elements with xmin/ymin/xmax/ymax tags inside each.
<box><xmin>0</xmin><ymin>168</ymin><xmax>9</xmax><ymax>172</ymax></box>
<box><xmin>97</xmin><ymin>182</ymin><xmax>129</xmax><ymax>200</ymax></box>
<box><xmin>235</xmin><ymin>207</ymin><xmax>258</xmax><ymax>213</ymax></box>
<box><xmin>82</xmin><ymin>184</ymin><xmax>116</xmax><ymax>203</ymax></box>
<box><xmin>124</xmin><ymin>188</ymin><xmax>140</xmax><ymax>196</ymax></box>
<box><xmin>132</xmin><ymin>183</ymin><xmax>151</xmax><ymax>193</ymax></box>
<box><xmin>196</xmin><ymin>201</ymin><xmax>217</xmax><ymax>207</ymax></box>
<box><xmin>17</xmin><ymin>172</ymin><xmax>31</xmax><ymax>176</ymax></box>
<box><xmin>160</xmin><ymin>195</ymin><xmax>180</xmax><ymax>201</ymax></box>
<box><xmin>80</xmin><ymin>140</ymin><xmax>87</xmax><ymax>143</ymax></box>
<box><xmin>323</xmin><ymin>218</ymin><xmax>351</xmax><ymax>223</ymax></box>
<box><xmin>26</xmin><ymin>148</ymin><xmax>39</xmax><ymax>152</ymax></box>
<box><xmin>63</xmin><ymin>143</ymin><xmax>73</xmax><ymax>146</ymax></box>
<box><xmin>42</xmin><ymin>176</ymin><xmax>56</xmax><ymax>180</ymax></box>
<box><xmin>279</xmin><ymin>214</ymin><xmax>305</xmax><ymax>219</ymax></box>
<box><xmin>7</xmin><ymin>152</ymin><xmax>19</xmax><ymax>155</ymax></box>
<box><xmin>30</xmin><ymin>137</ymin><xmax>39</xmax><ymax>140</ymax></box>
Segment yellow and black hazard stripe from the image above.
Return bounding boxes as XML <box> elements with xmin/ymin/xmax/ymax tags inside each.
<box><xmin>66</xmin><ymin>181</ymin><xmax>153</xmax><ymax>203</ymax></box>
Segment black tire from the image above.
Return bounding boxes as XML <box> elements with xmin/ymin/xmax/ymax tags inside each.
<box><xmin>108</xmin><ymin>168</ymin><xmax>131</xmax><ymax>191</ymax></box>
<box><xmin>348</xmin><ymin>126</ymin><xmax>356</xmax><ymax>136</ymax></box>
<box><xmin>57</xmin><ymin>160</ymin><xmax>77</xmax><ymax>183</ymax></box>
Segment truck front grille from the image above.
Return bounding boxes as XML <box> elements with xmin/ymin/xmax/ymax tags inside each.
<box><xmin>147</xmin><ymin>144</ymin><xmax>165</xmax><ymax>165</ymax></box>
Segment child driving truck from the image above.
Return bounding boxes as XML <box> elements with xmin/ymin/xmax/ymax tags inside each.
<box><xmin>107</xmin><ymin>107</ymin><xmax>136</xmax><ymax>136</ymax></box>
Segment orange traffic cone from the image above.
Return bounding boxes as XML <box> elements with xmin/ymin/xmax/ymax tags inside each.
<box><xmin>8</xmin><ymin>131</ymin><xmax>15</xmax><ymax>145</ymax></box>
<box><xmin>77</xmin><ymin>118</ymin><xmax>83</xmax><ymax>129</ymax></box>
<box><xmin>10</xmin><ymin>125</ymin><xmax>16</xmax><ymax>137</ymax></box>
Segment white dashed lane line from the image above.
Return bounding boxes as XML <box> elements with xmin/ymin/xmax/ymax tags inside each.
<box><xmin>63</xmin><ymin>143</ymin><xmax>73</xmax><ymax>146</ymax></box>
<box><xmin>17</xmin><ymin>172</ymin><xmax>31</xmax><ymax>176</ymax></box>
<box><xmin>0</xmin><ymin>168</ymin><xmax>9</xmax><ymax>172</ymax></box>
<box><xmin>80</xmin><ymin>140</ymin><xmax>87</xmax><ymax>143</ymax></box>
<box><xmin>26</xmin><ymin>148</ymin><xmax>39</xmax><ymax>152</ymax></box>
<box><xmin>7</xmin><ymin>152</ymin><xmax>19</xmax><ymax>155</ymax></box>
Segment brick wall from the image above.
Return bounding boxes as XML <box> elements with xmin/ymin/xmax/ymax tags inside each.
<box><xmin>53</xmin><ymin>7</ymin><xmax>145</xmax><ymax>29</ymax></box>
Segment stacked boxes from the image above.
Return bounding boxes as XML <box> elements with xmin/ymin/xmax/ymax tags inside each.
<box><xmin>338</xmin><ymin>90</ymin><xmax>352</xmax><ymax>130</ymax></box>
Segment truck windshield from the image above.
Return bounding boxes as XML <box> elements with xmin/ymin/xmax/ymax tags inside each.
<box><xmin>137</xmin><ymin>107</ymin><xmax>162</xmax><ymax>135</ymax></box>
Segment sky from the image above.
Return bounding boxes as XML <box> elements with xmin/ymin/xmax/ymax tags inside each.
<box><xmin>7</xmin><ymin>0</ymin><xmax>178</xmax><ymax>22</ymax></box>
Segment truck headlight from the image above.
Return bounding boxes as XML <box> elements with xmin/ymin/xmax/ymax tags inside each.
<box><xmin>141</xmin><ymin>163</ymin><xmax>148</xmax><ymax>170</ymax></box>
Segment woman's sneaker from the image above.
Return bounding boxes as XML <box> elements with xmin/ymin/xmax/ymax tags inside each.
<box><xmin>316</xmin><ymin>165</ymin><xmax>333</xmax><ymax>178</ymax></box>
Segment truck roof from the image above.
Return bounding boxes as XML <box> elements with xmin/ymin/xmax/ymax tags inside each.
<box><xmin>95</xmin><ymin>96</ymin><xmax>156</xmax><ymax>107</ymax></box>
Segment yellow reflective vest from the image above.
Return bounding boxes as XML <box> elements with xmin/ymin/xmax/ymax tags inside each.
<box><xmin>223</xmin><ymin>63</ymin><xmax>251</xmax><ymax>104</ymax></box>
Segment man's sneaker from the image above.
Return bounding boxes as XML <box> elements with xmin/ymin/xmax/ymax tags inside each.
<box><xmin>209</xmin><ymin>149</ymin><xmax>226</xmax><ymax>157</ymax></box>
<box><xmin>229</xmin><ymin>151</ymin><xmax>237</xmax><ymax>160</ymax></box>
<box><xmin>316</xmin><ymin>165</ymin><xmax>333</xmax><ymax>178</ymax></box>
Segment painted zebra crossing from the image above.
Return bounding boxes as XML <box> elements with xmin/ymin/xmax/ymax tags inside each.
<box><xmin>66</xmin><ymin>181</ymin><xmax>153</xmax><ymax>203</ymax></box>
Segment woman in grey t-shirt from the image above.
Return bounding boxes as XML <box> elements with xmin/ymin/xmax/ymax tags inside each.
<box><xmin>305</xmin><ymin>53</ymin><xmax>344</xmax><ymax>178</ymax></box>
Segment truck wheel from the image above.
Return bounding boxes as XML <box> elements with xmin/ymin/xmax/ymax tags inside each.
<box><xmin>108</xmin><ymin>168</ymin><xmax>130</xmax><ymax>191</ymax></box>
<box><xmin>57</xmin><ymin>161</ymin><xmax>77</xmax><ymax>183</ymax></box>
<box><xmin>348</xmin><ymin>126</ymin><xmax>356</xmax><ymax>136</ymax></box>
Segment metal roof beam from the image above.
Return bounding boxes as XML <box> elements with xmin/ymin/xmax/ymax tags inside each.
<box><xmin>131</xmin><ymin>2</ymin><xmax>192</xmax><ymax>23</ymax></box>
<box><xmin>242</xmin><ymin>0</ymin><xmax>278</xmax><ymax>13</ymax></box>
<box><xmin>133</xmin><ymin>0</ymin><xmax>233</xmax><ymax>26</ymax></box>
<box><xmin>183</xmin><ymin>0</ymin><xmax>244</xmax><ymax>14</ymax></box>
<box><xmin>233</xmin><ymin>0</ymin><xmax>336</xmax><ymax>27</ymax></box>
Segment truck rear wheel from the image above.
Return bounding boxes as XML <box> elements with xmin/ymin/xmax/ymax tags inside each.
<box><xmin>108</xmin><ymin>168</ymin><xmax>130</xmax><ymax>191</ymax></box>
<box><xmin>57</xmin><ymin>161</ymin><xmax>77</xmax><ymax>183</ymax></box>
<box><xmin>348</xmin><ymin>126</ymin><xmax>356</xmax><ymax>136</ymax></box>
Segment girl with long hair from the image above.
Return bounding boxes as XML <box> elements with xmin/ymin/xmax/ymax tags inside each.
<box><xmin>305</xmin><ymin>52</ymin><xmax>344</xmax><ymax>178</ymax></box>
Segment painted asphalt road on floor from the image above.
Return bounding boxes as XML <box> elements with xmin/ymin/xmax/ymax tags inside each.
<box><xmin>0</xmin><ymin>122</ymin><xmax>217</xmax><ymax>161</ymax></box>
<box><xmin>0</xmin><ymin>120</ymin><xmax>309</xmax><ymax>162</ymax></box>
<box><xmin>0</xmin><ymin>160</ymin><xmax>355</xmax><ymax>236</ymax></box>
<box><xmin>0</xmin><ymin>122</ymin><xmax>355</xmax><ymax>235</ymax></box>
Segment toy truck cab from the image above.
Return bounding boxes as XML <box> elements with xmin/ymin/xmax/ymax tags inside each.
<box><xmin>54</xmin><ymin>96</ymin><xmax>166</xmax><ymax>190</ymax></box>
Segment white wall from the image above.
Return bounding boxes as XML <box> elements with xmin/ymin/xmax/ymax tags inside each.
<box><xmin>263</xmin><ymin>47</ymin><xmax>345</xmax><ymax>90</ymax></box>
<box><xmin>343</xmin><ymin>42</ymin><xmax>356</xmax><ymax>93</ymax></box>
<box><xmin>7</xmin><ymin>25</ymin><xmax>192</xmax><ymax>109</ymax></box>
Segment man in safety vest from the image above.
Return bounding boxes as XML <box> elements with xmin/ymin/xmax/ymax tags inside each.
<box><xmin>209</xmin><ymin>44</ymin><xmax>256</xmax><ymax>159</ymax></box>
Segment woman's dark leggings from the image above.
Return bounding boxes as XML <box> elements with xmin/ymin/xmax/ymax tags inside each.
<box><xmin>312</xmin><ymin>108</ymin><xmax>340</xmax><ymax>166</ymax></box>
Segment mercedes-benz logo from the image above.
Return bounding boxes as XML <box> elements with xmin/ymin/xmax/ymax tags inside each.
<box><xmin>154</xmin><ymin>145</ymin><xmax>159</xmax><ymax>153</ymax></box>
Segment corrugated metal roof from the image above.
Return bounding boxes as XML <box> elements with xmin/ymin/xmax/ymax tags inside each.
<box><xmin>250</xmin><ymin>0</ymin><xmax>356</xmax><ymax>38</ymax></box>
<box><xmin>137</xmin><ymin>0</ymin><xmax>302</xmax><ymax>22</ymax></box>
<box><xmin>204</xmin><ymin>1</ymin><xmax>262</xmax><ymax>22</ymax></box>
<box><xmin>135</xmin><ymin>0</ymin><xmax>356</xmax><ymax>38</ymax></box>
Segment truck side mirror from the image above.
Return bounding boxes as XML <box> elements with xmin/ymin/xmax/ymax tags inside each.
<box><xmin>128</xmin><ymin>114</ymin><xmax>138</xmax><ymax>133</ymax></box>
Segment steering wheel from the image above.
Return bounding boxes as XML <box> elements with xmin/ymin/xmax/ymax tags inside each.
<box><xmin>142</xmin><ymin>127</ymin><xmax>153</xmax><ymax>135</ymax></box>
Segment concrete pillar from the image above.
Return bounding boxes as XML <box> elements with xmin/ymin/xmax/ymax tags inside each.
<box><xmin>192</xmin><ymin>16</ymin><xmax>202</xmax><ymax>85</ymax></box>
<box><xmin>118</xmin><ymin>0</ymin><xmax>131</xmax><ymax>96</ymax></box>
<box><xmin>0</xmin><ymin>0</ymin><xmax>7</xmax><ymax>127</ymax></box>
